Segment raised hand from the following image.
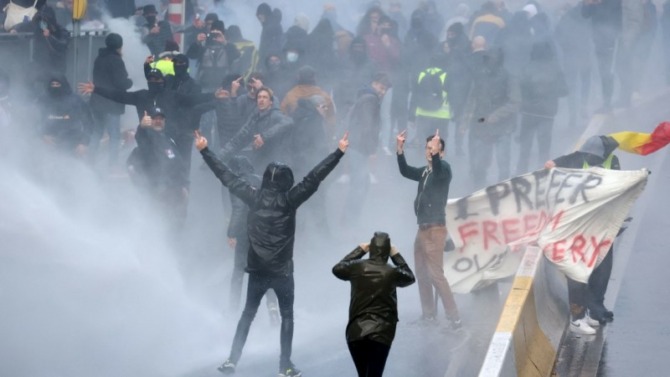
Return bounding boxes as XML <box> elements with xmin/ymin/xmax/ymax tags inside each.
<box><xmin>140</xmin><ymin>111</ymin><xmax>152</xmax><ymax>127</ymax></box>
<box><xmin>253</xmin><ymin>134</ymin><xmax>264</xmax><ymax>149</ymax></box>
<box><xmin>338</xmin><ymin>131</ymin><xmax>349</xmax><ymax>153</ymax></box>
<box><xmin>77</xmin><ymin>82</ymin><xmax>94</xmax><ymax>95</ymax></box>
<box><xmin>396</xmin><ymin>129</ymin><xmax>407</xmax><ymax>154</ymax></box>
<box><xmin>429</xmin><ymin>129</ymin><xmax>441</xmax><ymax>155</ymax></box>
<box><xmin>194</xmin><ymin>130</ymin><xmax>208</xmax><ymax>151</ymax></box>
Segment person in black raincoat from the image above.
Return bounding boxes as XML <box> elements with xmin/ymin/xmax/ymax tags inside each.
<box><xmin>194</xmin><ymin>130</ymin><xmax>349</xmax><ymax>377</ymax></box>
<box><xmin>225</xmin><ymin>155</ymin><xmax>279</xmax><ymax>323</ymax></box>
<box><xmin>545</xmin><ymin>135</ymin><xmax>620</xmax><ymax>333</ymax></box>
<box><xmin>332</xmin><ymin>231</ymin><xmax>415</xmax><ymax>377</ymax></box>
<box><xmin>38</xmin><ymin>75</ymin><xmax>92</xmax><ymax>157</ymax></box>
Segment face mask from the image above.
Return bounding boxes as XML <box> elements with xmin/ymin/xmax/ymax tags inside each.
<box><xmin>148</xmin><ymin>81</ymin><xmax>164</xmax><ymax>94</ymax></box>
<box><xmin>174</xmin><ymin>64</ymin><xmax>188</xmax><ymax>77</ymax></box>
<box><xmin>286</xmin><ymin>52</ymin><xmax>299</xmax><ymax>63</ymax></box>
<box><xmin>145</xmin><ymin>15</ymin><xmax>156</xmax><ymax>25</ymax></box>
<box><xmin>48</xmin><ymin>85</ymin><xmax>66</xmax><ymax>97</ymax></box>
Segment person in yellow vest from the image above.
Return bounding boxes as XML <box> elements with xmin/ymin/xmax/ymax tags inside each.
<box><xmin>409</xmin><ymin>57</ymin><xmax>451</xmax><ymax>157</ymax></box>
<box><xmin>147</xmin><ymin>40</ymin><xmax>180</xmax><ymax>77</ymax></box>
<box><xmin>545</xmin><ymin>135</ymin><xmax>620</xmax><ymax>335</ymax></box>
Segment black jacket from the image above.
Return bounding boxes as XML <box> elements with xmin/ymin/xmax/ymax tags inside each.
<box><xmin>38</xmin><ymin>80</ymin><xmax>93</xmax><ymax>150</ymax></box>
<box><xmin>90</xmin><ymin>47</ymin><xmax>133</xmax><ymax>115</ymax></box>
<box><xmin>186</xmin><ymin>41</ymin><xmax>241</xmax><ymax>92</ymax></box>
<box><xmin>332</xmin><ymin>246</ymin><xmax>415</xmax><ymax>346</ymax></box>
<box><xmin>398</xmin><ymin>152</ymin><xmax>452</xmax><ymax>225</ymax></box>
<box><xmin>201</xmin><ymin>147</ymin><xmax>344</xmax><ymax>276</ymax></box>
<box><xmin>227</xmin><ymin>156</ymin><xmax>260</xmax><ymax>239</ymax></box>
<box><xmin>129</xmin><ymin>127</ymin><xmax>187</xmax><ymax>190</ymax></box>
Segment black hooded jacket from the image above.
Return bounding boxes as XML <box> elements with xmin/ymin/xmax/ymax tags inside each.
<box><xmin>227</xmin><ymin>155</ymin><xmax>261</xmax><ymax>239</ymax></box>
<box><xmin>332</xmin><ymin>233</ymin><xmax>416</xmax><ymax>346</ymax></box>
<box><xmin>38</xmin><ymin>76</ymin><xmax>93</xmax><ymax>149</ymax></box>
<box><xmin>201</xmin><ymin>146</ymin><xmax>344</xmax><ymax>276</ymax></box>
<box><xmin>91</xmin><ymin>47</ymin><xmax>133</xmax><ymax>115</ymax></box>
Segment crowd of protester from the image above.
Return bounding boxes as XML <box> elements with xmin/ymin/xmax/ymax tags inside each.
<box><xmin>0</xmin><ymin>0</ymin><xmax>669</xmax><ymax>374</ymax></box>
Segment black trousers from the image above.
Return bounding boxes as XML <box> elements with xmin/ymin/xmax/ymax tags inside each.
<box><xmin>347</xmin><ymin>338</ymin><xmax>391</xmax><ymax>377</ymax></box>
<box><xmin>228</xmin><ymin>273</ymin><xmax>294</xmax><ymax>370</ymax></box>
<box><xmin>587</xmin><ymin>245</ymin><xmax>613</xmax><ymax>316</ymax></box>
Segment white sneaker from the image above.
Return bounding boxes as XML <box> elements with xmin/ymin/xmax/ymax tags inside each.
<box><xmin>570</xmin><ymin>317</ymin><xmax>596</xmax><ymax>335</ymax></box>
<box><xmin>585</xmin><ymin>311</ymin><xmax>601</xmax><ymax>328</ymax></box>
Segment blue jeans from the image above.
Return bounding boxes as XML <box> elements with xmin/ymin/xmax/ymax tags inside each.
<box><xmin>90</xmin><ymin>113</ymin><xmax>121</xmax><ymax>166</ymax></box>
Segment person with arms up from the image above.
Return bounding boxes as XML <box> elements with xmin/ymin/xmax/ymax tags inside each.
<box><xmin>396</xmin><ymin>128</ymin><xmax>461</xmax><ymax>329</ymax></box>
<box><xmin>194</xmin><ymin>129</ymin><xmax>349</xmax><ymax>377</ymax></box>
<box><xmin>333</xmin><ymin>232</ymin><xmax>415</xmax><ymax>377</ymax></box>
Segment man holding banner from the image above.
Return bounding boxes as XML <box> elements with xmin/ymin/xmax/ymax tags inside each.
<box><xmin>545</xmin><ymin>135</ymin><xmax>620</xmax><ymax>333</ymax></box>
<box><xmin>396</xmin><ymin>129</ymin><xmax>461</xmax><ymax>329</ymax></box>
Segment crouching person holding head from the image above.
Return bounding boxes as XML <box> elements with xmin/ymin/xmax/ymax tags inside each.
<box><xmin>333</xmin><ymin>232</ymin><xmax>416</xmax><ymax>377</ymax></box>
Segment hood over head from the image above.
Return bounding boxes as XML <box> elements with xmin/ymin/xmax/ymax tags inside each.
<box><xmin>369</xmin><ymin>231</ymin><xmax>391</xmax><ymax>263</ymax></box>
<box><xmin>47</xmin><ymin>75</ymin><xmax>72</xmax><ymax>96</ymax></box>
<box><xmin>579</xmin><ymin>135</ymin><xmax>619</xmax><ymax>164</ymax></box>
<box><xmin>105</xmin><ymin>33</ymin><xmax>123</xmax><ymax>50</ymax></box>
<box><xmin>261</xmin><ymin>162</ymin><xmax>294</xmax><ymax>192</ymax></box>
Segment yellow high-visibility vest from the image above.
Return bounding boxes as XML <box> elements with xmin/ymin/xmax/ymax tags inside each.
<box><xmin>415</xmin><ymin>67</ymin><xmax>451</xmax><ymax>119</ymax></box>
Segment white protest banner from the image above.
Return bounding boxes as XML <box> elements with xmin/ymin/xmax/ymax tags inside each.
<box><xmin>444</xmin><ymin>167</ymin><xmax>648</xmax><ymax>293</ymax></box>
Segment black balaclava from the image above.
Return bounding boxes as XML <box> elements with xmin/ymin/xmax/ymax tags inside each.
<box><xmin>349</xmin><ymin>37</ymin><xmax>367</xmax><ymax>65</ymax></box>
<box><xmin>47</xmin><ymin>76</ymin><xmax>71</xmax><ymax>97</ymax></box>
<box><xmin>261</xmin><ymin>162</ymin><xmax>294</xmax><ymax>192</ymax></box>
<box><xmin>172</xmin><ymin>54</ymin><xmax>189</xmax><ymax>78</ymax></box>
<box><xmin>369</xmin><ymin>231</ymin><xmax>391</xmax><ymax>263</ymax></box>
<box><xmin>146</xmin><ymin>69</ymin><xmax>165</xmax><ymax>95</ymax></box>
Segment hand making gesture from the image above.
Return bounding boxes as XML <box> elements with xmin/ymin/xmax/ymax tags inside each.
<box><xmin>396</xmin><ymin>129</ymin><xmax>407</xmax><ymax>154</ymax></box>
<box><xmin>338</xmin><ymin>131</ymin><xmax>349</xmax><ymax>153</ymax></box>
<box><xmin>194</xmin><ymin>130</ymin><xmax>208</xmax><ymax>151</ymax></box>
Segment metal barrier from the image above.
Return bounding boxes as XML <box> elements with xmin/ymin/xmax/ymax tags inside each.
<box><xmin>0</xmin><ymin>30</ymin><xmax>108</xmax><ymax>86</ymax></box>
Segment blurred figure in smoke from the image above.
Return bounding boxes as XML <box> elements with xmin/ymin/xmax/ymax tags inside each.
<box><xmin>469</xmin><ymin>1</ymin><xmax>505</xmax><ymax>43</ymax></box>
<box><xmin>306</xmin><ymin>18</ymin><xmax>337</xmax><ymax>90</ymax></box>
<box><xmin>544</xmin><ymin>135</ymin><xmax>620</xmax><ymax>334</ymax></box>
<box><xmin>0</xmin><ymin>70</ymin><xmax>15</xmax><ymax>158</ymax></box>
<box><xmin>225</xmin><ymin>155</ymin><xmax>279</xmax><ymax>323</ymax></box>
<box><xmin>396</xmin><ymin>129</ymin><xmax>461</xmax><ymax>329</ymax></box>
<box><xmin>195</xmin><ymin>129</ymin><xmax>349</xmax><ymax>377</ymax></box>
<box><xmin>25</xmin><ymin>5</ymin><xmax>70</xmax><ymax>79</ymax></box>
<box><xmin>89</xmin><ymin>33</ymin><xmax>133</xmax><ymax>170</ymax></box>
<box><xmin>127</xmin><ymin>107</ymin><xmax>188</xmax><ymax>230</ymax></box>
<box><xmin>582</xmin><ymin>0</ymin><xmax>622</xmax><ymax>112</ymax></box>
<box><xmin>516</xmin><ymin>41</ymin><xmax>568</xmax><ymax>175</ymax></box>
<box><xmin>555</xmin><ymin>2</ymin><xmax>593</xmax><ymax>128</ymax></box>
<box><xmin>235</xmin><ymin>72</ymin><xmax>266</xmax><ymax>123</ymax></box>
<box><xmin>187</xmin><ymin>19</ymin><xmax>239</xmax><ymax>151</ymax></box>
<box><xmin>342</xmin><ymin>72</ymin><xmax>390</xmax><ymax>228</ymax></box>
<box><xmin>256</xmin><ymin>2</ymin><xmax>283</xmax><ymax>63</ymax></box>
<box><xmin>333</xmin><ymin>232</ymin><xmax>415</xmax><ymax>377</ymax></box>
<box><xmin>333</xmin><ymin>37</ymin><xmax>374</xmax><ymax>135</ymax></box>
<box><xmin>220</xmin><ymin>87</ymin><xmax>293</xmax><ymax>172</ymax></box>
<box><xmin>183</xmin><ymin>12</ymin><xmax>218</xmax><ymax>53</ymax></box>
<box><xmin>463</xmin><ymin>47</ymin><xmax>519</xmax><ymax>188</ymax></box>
<box><xmin>38</xmin><ymin>75</ymin><xmax>92</xmax><ymax>158</ymax></box>
<box><xmin>280</xmin><ymin>66</ymin><xmax>335</xmax><ymax>132</ymax></box>
<box><xmin>140</xmin><ymin>4</ymin><xmax>174</xmax><ymax>57</ymax></box>
<box><xmin>226</xmin><ymin>25</ymin><xmax>258</xmax><ymax>80</ymax></box>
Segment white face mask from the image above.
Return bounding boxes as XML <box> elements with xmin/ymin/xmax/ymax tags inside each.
<box><xmin>286</xmin><ymin>51</ymin><xmax>299</xmax><ymax>63</ymax></box>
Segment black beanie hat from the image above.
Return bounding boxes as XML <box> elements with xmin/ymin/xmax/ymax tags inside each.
<box><xmin>210</xmin><ymin>20</ymin><xmax>225</xmax><ymax>33</ymax></box>
<box><xmin>105</xmin><ymin>33</ymin><xmax>123</xmax><ymax>50</ymax></box>
<box><xmin>256</xmin><ymin>3</ymin><xmax>272</xmax><ymax>17</ymax></box>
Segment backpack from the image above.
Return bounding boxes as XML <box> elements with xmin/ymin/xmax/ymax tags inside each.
<box><xmin>416</xmin><ymin>68</ymin><xmax>446</xmax><ymax>111</ymax></box>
